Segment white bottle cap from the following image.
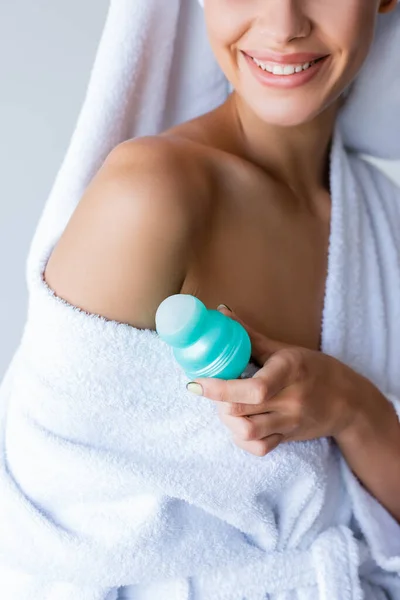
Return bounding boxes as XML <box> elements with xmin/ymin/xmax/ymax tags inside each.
<box><xmin>155</xmin><ymin>294</ymin><xmax>206</xmax><ymax>347</ymax></box>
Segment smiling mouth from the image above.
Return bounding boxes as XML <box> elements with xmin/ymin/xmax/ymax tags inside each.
<box><xmin>249</xmin><ymin>54</ymin><xmax>329</xmax><ymax>76</ymax></box>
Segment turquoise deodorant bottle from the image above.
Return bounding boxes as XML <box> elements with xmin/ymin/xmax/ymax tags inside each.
<box><xmin>155</xmin><ymin>294</ymin><xmax>252</xmax><ymax>380</ymax></box>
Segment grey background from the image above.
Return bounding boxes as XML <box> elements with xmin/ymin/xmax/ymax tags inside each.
<box><xmin>0</xmin><ymin>1</ymin><xmax>399</xmax><ymax>379</ymax></box>
<box><xmin>0</xmin><ymin>0</ymin><xmax>109</xmax><ymax>379</ymax></box>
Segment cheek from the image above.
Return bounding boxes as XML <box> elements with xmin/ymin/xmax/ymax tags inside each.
<box><xmin>204</xmin><ymin>4</ymin><xmax>251</xmax><ymax>73</ymax></box>
<box><xmin>321</xmin><ymin>2</ymin><xmax>378</xmax><ymax>78</ymax></box>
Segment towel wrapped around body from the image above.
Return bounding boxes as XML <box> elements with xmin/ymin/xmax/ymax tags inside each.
<box><xmin>0</xmin><ymin>122</ymin><xmax>400</xmax><ymax>600</ymax></box>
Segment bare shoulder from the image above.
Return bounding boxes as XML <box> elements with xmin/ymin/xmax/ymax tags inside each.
<box><xmin>44</xmin><ymin>136</ymin><xmax>213</xmax><ymax>330</ymax></box>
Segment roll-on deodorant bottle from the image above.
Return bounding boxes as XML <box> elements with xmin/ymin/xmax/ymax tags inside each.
<box><xmin>155</xmin><ymin>294</ymin><xmax>252</xmax><ymax>380</ymax></box>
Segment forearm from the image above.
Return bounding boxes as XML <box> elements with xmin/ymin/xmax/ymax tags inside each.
<box><xmin>335</xmin><ymin>378</ymin><xmax>400</xmax><ymax>523</ymax></box>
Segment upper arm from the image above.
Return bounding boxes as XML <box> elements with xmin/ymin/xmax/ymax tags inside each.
<box><xmin>44</xmin><ymin>138</ymin><xmax>207</xmax><ymax>330</ymax></box>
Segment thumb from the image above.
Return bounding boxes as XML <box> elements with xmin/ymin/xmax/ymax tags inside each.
<box><xmin>216</xmin><ymin>304</ymin><xmax>290</xmax><ymax>366</ymax></box>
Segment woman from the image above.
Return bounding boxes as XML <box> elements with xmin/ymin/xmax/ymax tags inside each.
<box><xmin>1</xmin><ymin>0</ymin><xmax>400</xmax><ymax>598</ymax></box>
<box><xmin>45</xmin><ymin>0</ymin><xmax>400</xmax><ymax>516</ymax></box>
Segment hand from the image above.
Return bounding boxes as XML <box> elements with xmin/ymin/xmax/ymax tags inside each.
<box><xmin>186</xmin><ymin>305</ymin><xmax>366</xmax><ymax>457</ymax></box>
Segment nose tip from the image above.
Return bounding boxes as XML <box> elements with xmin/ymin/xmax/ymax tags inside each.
<box><xmin>258</xmin><ymin>0</ymin><xmax>311</xmax><ymax>45</ymax></box>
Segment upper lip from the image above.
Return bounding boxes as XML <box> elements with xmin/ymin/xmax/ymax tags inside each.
<box><xmin>242</xmin><ymin>50</ymin><xmax>328</xmax><ymax>64</ymax></box>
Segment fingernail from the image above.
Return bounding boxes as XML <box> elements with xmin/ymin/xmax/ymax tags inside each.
<box><xmin>217</xmin><ymin>304</ymin><xmax>232</xmax><ymax>313</ymax></box>
<box><xmin>186</xmin><ymin>382</ymin><xmax>204</xmax><ymax>396</ymax></box>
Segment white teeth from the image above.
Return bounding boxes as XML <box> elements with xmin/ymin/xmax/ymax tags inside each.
<box><xmin>283</xmin><ymin>65</ymin><xmax>295</xmax><ymax>75</ymax></box>
<box><xmin>252</xmin><ymin>57</ymin><xmax>317</xmax><ymax>75</ymax></box>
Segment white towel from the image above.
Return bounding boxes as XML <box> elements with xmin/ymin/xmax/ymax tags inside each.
<box><xmin>1</xmin><ymin>1</ymin><xmax>400</xmax><ymax>599</ymax></box>
<box><xmin>1</xmin><ymin>122</ymin><xmax>400</xmax><ymax>600</ymax></box>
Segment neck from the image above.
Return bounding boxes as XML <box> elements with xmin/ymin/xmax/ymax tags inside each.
<box><xmin>223</xmin><ymin>91</ymin><xmax>341</xmax><ymax>210</ymax></box>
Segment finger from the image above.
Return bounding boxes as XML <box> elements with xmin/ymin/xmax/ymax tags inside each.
<box><xmin>252</xmin><ymin>350</ymin><xmax>298</xmax><ymax>396</ymax></box>
<box><xmin>187</xmin><ymin>375</ymin><xmax>274</xmax><ymax>406</ymax></box>
<box><xmin>188</xmin><ymin>351</ymin><xmax>296</xmax><ymax>405</ymax></box>
<box><xmin>219</xmin><ymin>411</ymin><xmax>289</xmax><ymax>441</ymax></box>
<box><xmin>217</xmin><ymin>305</ymin><xmax>291</xmax><ymax>366</ymax></box>
<box><xmin>232</xmin><ymin>433</ymin><xmax>283</xmax><ymax>458</ymax></box>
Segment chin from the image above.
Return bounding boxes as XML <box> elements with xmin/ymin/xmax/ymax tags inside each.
<box><xmin>248</xmin><ymin>98</ymin><xmax>324</xmax><ymax>128</ymax></box>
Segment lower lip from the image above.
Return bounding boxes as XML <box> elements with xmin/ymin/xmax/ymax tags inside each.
<box><xmin>242</xmin><ymin>52</ymin><xmax>329</xmax><ymax>89</ymax></box>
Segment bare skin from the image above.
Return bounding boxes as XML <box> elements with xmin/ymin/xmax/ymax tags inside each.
<box><xmin>45</xmin><ymin>91</ymin><xmax>330</xmax><ymax>350</ymax></box>
<box><xmin>161</xmin><ymin>93</ymin><xmax>334</xmax><ymax>352</ymax></box>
